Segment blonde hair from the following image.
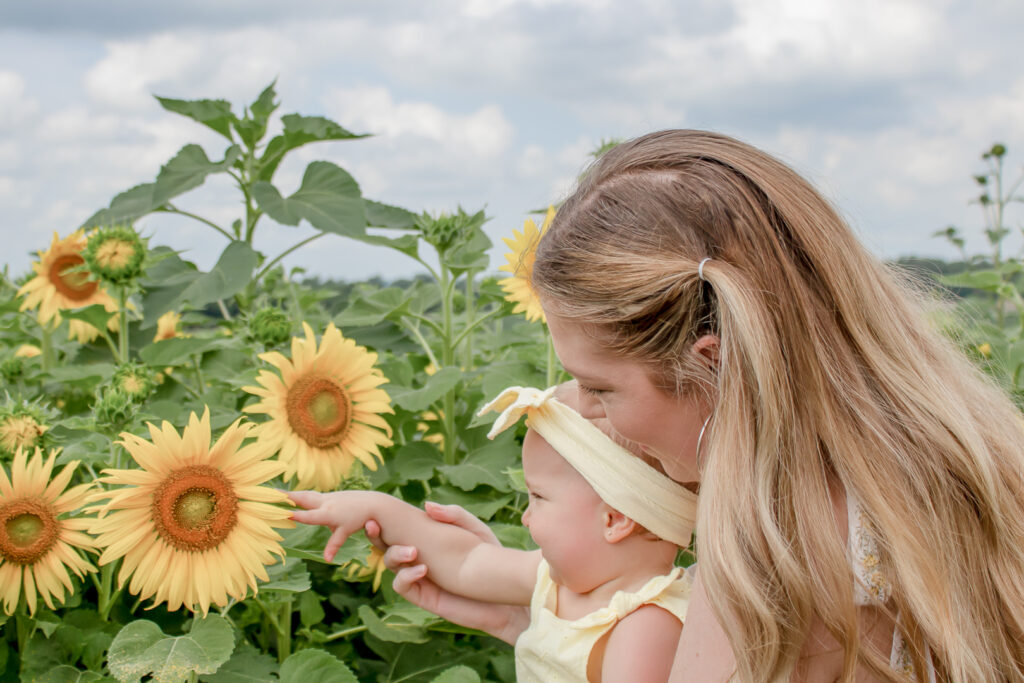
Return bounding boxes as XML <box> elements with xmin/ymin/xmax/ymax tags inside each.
<box><xmin>533</xmin><ymin>130</ymin><xmax>1024</xmax><ymax>682</ymax></box>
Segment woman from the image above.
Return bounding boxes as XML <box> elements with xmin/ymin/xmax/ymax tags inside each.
<box><xmin>384</xmin><ymin>130</ymin><xmax>1024</xmax><ymax>681</ymax></box>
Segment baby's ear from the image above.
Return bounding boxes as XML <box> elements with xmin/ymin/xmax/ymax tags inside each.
<box><xmin>602</xmin><ymin>507</ymin><xmax>636</xmax><ymax>544</ymax></box>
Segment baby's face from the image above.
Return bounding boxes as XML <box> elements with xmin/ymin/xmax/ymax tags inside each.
<box><xmin>520</xmin><ymin>428</ymin><xmax>609</xmax><ymax>592</ymax></box>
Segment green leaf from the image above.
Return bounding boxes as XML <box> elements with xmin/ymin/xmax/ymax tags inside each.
<box><xmin>232</xmin><ymin>81</ymin><xmax>279</xmax><ymax>149</ymax></box>
<box><xmin>389</xmin><ymin>367</ymin><xmax>463</xmax><ymax>412</ymax></box>
<box><xmin>37</xmin><ymin>666</ymin><xmax>108</xmax><ymax>682</ymax></box>
<box><xmin>153</xmin><ymin>144</ymin><xmax>242</xmax><ymax>207</ymax></box>
<box><xmin>444</xmin><ymin>229</ymin><xmax>492</xmax><ymax>274</ymax></box>
<box><xmin>82</xmin><ymin>183</ymin><xmax>159</xmax><ymax>228</ymax></box>
<box><xmin>261</xmin><ymin>557</ymin><xmax>311</xmax><ymax>593</ymax></box>
<box><xmin>355</xmin><ymin>232</ymin><xmax>421</xmax><ymax>261</ymax></box>
<box><xmin>155</xmin><ymin>96</ymin><xmax>236</xmax><ymax>141</ymax></box>
<box><xmin>357</xmin><ymin>605</ymin><xmax>430</xmax><ymax>644</ymax></box>
<box><xmin>45</xmin><ymin>362</ymin><xmax>116</xmax><ymax>383</ymax></box>
<box><xmin>201</xmin><ymin>641</ymin><xmax>278</xmax><ymax>683</ymax></box>
<box><xmin>334</xmin><ymin>286</ymin><xmax>413</xmax><ymax>328</ymax></box>
<box><xmin>278</xmin><ymin>649</ymin><xmax>357</xmax><ymax>683</ymax></box>
<box><xmin>60</xmin><ymin>304</ymin><xmax>114</xmax><ymax>333</ymax></box>
<box><xmin>430</xmin><ymin>665</ymin><xmax>481</xmax><ymax>683</ymax></box>
<box><xmin>384</xmin><ymin>442</ymin><xmax>443</xmax><ymax>485</ymax></box>
<box><xmin>439</xmin><ymin>439</ymin><xmax>520</xmax><ymax>492</ymax></box>
<box><xmin>429</xmin><ymin>486</ymin><xmax>512</xmax><ymax>521</ymax></box>
<box><xmin>298</xmin><ymin>591</ymin><xmax>325</xmax><ymax>628</ymax></box>
<box><xmin>175</xmin><ymin>241</ymin><xmax>258</xmax><ymax>308</ymax></box>
<box><xmin>107</xmin><ymin>615</ymin><xmax>235</xmax><ymax>683</ymax></box>
<box><xmin>252</xmin><ymin>162</ymin><xmax>366</xmax><ymax>238</ymax></box>
<box><xmin>366</xmin><ymin>200</ymin><xmax>418</xmax><ymax>230</ymax></box>
<box><xmin>140</xmin><ymin>337</ymin><xmax>230</xmax><ymax>367</ymax></box>
<box><xmin>280</xmin><ymin>524</ymin><xmax>333</xmax><ymax>563</ymax></box>
<box><xmin>939</xmin><ymin>269</ymin><xmax>1003</xmax><ymax>292</ymax></box>
<box><xmin>258</xmin><ymin>114</ymin><xmax>368</xmax><ymax>181</ymax></box>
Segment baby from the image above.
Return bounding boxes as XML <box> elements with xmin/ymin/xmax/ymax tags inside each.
<box><xmin>289</xmin><ymin>384</ymin><xmax>698</xmax><ymax>682</ymax></box>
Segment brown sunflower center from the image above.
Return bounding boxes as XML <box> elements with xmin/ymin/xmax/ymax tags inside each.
<box><xmin>95</xmin><ymin>239</ymin><xmax>136</xmax><ymax>270</ymax></box>
<box><xmin>49</xmin><ymin>254</ymin><xmax>98</xmax><ymax>301</ymax></box>
<box><xmin>151</xmin><ymin>465</ymin><xmax>238</xmax><ymax>551</ymax></box>
<box><xmin>0</xmin><ymin>499</ymin><xmax>59</xmax><ymax>565</ymax></box>
<box><xmin>286</xmin><ymin>375</ymin><xmax>352</xmax><ymax>448</ymax></box>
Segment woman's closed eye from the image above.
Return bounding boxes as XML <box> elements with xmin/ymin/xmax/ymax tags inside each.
<box><xmin>579</xmin><ymin>384</ymin><xmax>608</xmax><ymax>396</ymax></box>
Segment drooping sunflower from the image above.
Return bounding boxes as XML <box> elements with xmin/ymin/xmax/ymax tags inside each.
<box><xmin>243</xmin><ymin>322</ymin><xmax>394</xmax><ymax>491</ymax></box>
<box><xmin>88</xmin><ymin>409</ymin><xmax>293</xmax><ymax>615</ymax></box>
<box><xmin>498</xmin><ymin>206</ymin><xmax>556</xmax><ymax>323</ymax></box>
<box><xmin>0</xmin><ymin>401</ymin><xmax>52</xmax><ymax>456</ymax></box>
<box><xmin>18</xmin><ymin>230</ymin><xmax>119</xmax><ymax>343</ymax></box>
<box><xmin>0</xmin><ymin>447</ymin><xmax>96</xmax><ymax>615</ymax></box>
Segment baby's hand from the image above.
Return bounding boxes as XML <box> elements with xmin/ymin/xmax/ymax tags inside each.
<box><xmin>288</xmin><ymin>490</ymin><xmax>372</xmax><ymax>563</ymax></box>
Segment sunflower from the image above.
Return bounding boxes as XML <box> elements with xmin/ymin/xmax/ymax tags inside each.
<box><xmin>15</xmin><ymin>344</ymin><xmax>41</xmax><ymax>358</ymax></box>
<box><xmin>0</xmin><ymin>414</ymin><xmax>47</xmax><ymax>455</ymax></box>
<box><xmin>341</xmin><ymin>545</ymin><xmax>387</xmax><ymax>591</ymax></box>
<box><xmin>82</xmin><ymin>224</ymin><xmax>145</xmax><ymax>285</ymax></box>
<box><xmin>498</xmin><ymin>206</ymin><xmax>556</xmax><ymax>323</ymax></box>
<box><xmin>88</xmin><ymin>408</ymin><xmax>293</xmax><ymax>615</ymax></box>
<box><xmin>0</xmin><ymin>447</ymin><xmax>96</xmax><ymax>615</ymax></box>
<box><xmin>18</xmin><ymin>230</ymin><xmax>119</xmax><ymax>343</ymax></box>
<box><xmin>242</xmin><ymin>322</ymin><xmax>393</xmax><ymax>491</ymax></box>
<box><xmin>153</xmin><ymin>311</ymin><xmax>182</xmax><ymax>343</ymax></box>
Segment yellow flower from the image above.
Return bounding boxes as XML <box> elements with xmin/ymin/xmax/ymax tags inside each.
<box><xmin>498</xmin><ymin>207</ymin><xmax>555</xmax><ymax>323</ymax></box>
<box><xmin>0</xmin><ymin>415</ymin><xmax>48</xmax><ymax>454</ymax></box>
<box><xmin>242</xmin><ymin>322</ymin><xmax>394</xmax><ymax>491</ymax></box>
<box><xmin>0</xmin><ymin>448</ymin><xmax>96</xmax><ymax>615</ymax></box>
<box><xmin>153</xmin><ymin>311</ymin><xmax>182</xmax><ymax>343</ymax></box>
<box><xmin>18</xmin><ymin>230</ymin><xmax>119</xmax><ymax>343</ymax></box>
<box><xmin>14</xmin><ymin>345</ymin><xmax>41</xmax><ymax>359</ymax></box>
<box><xmin>977</xmin><ymin>342</ymin><xmax>992</xmax><ymax>358</ymax></box>
<box><xmin>341</xmin><ymin>545</ymin><xmax>387</xmax><ymax>591</ymax></box>
<box><xmin>88</xmin><ymin>409</ymin><xmax>293</xmax><ymax>615</ymax></box>
<box><xmin>416</xmin><ymin>410</ymin><xmax>445</xmax><ymax>446</ymax></box>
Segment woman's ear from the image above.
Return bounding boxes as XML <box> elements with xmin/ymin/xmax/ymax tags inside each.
<box><xmin>691</xmin><ymin>334</ymin><xmax>720</xmax><ymax>370</ymax></box>
<box><xmin>603</xmin><ymin>507</ymin><xmax>637</xmax><ymax>544</ymax></box>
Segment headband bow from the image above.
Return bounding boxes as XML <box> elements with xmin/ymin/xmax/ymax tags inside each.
<box><xmin>479</xmin><ymin>386</ymin><xmax>697</xmax><ymax>547</ymax></box>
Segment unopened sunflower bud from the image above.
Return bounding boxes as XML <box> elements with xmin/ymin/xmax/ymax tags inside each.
<box><xmin>250</xmin><ymin>308</ymin><xmax>292</xmax><ymax>347</ymax></box>
<box><xmin>112</xmin><ymin>363</ymin><xmax>156</xmax><ymax>400</ymax></box>
<box><xmin>94</xmin><ymin>387</ymin><xmax>134</xmax><ymax>429</ymax></box>
<box><xmin>83</xmin><ymin>224</ymin><xmax>146</xmax><ymax>285</ymax></box>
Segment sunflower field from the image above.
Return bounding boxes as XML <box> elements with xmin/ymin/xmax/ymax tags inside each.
<box><xmin>0</xmin><ymin>81</ymin><xmax>1018</xmax><ymax>682</ymax></box>
<box><xmin>0</xmin><ymin>82</ymin><xmax>560</xmax><ymax>682</ymax></box>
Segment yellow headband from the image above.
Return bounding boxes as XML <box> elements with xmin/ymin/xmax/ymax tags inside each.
<box><xmin>478</xmin><ymin>386</ymin><xmax>698</xmax><ymax>547</ymax></box>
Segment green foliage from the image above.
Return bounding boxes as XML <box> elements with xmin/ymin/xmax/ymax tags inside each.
<box><xmin>107</xmin><ymin>615</ymin><xmax>235</xmax><ymax>682</ymax></box>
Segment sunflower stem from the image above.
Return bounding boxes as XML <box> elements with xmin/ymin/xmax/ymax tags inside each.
<box><xmin>40</xmin><ymin>325</ymin><xmax>55</xmax><ymax>372</ymax></box>
<box><xmin>439</xmin><ymin>268</ymin><xmax>457</xmax><ymax>466</ymax></box>
<box><xmin>462</xmin><ymin>270</ymin><xmax>475</xmax><ymax>369</ymax></box>
<box><xmin>15</xmin><ymin>606</ymin><xmax>31</xmax><ymax>658</ymax></box>
<box><xmin>324</xmin><ymin>625</ymin><xmax>367</xmax><ymax>642</ymax></box>
<box><xmin>277</xmin><ymin>598</ymin><xmax>293</xmax><ymax>662</ymax></box>
<box><xmin>97</xmin><ymin>561</ymin><xmax>117</xmax><ymax>621</ymax></box>
<box><xmin>117</xmin><ymin>287</ymin><xmax>129</xmax><ymax>363</ymax></box>
<box><xmin>193</xmin><ymin>355</ymin><xmax>206</xmax><ymax>397</ymax></box>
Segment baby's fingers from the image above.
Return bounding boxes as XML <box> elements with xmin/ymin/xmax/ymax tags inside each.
<box><xmin>323</xmin><ymin>525</ymin><xmax>352</xmax><ymax>563</ymax></box>
<box><xmin>287</xmin><ymin>490</ymin><xmax>323</xmax><ymax>510</ymax></box>
<box><xmin>289</xmin><ymin>507</ymin><xmax>331</xmax><ymax>525</ymax></box>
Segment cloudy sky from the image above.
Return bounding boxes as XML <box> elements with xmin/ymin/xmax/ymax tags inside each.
<box><xmin>2</xmin><ymin>0</ymin><xmax>1022</xmax><ymax>281</ymax></box>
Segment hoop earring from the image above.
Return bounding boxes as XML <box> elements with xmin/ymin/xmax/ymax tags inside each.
<box><xmin>695</xmin><ymin>414</ymin><xmax>712</xmax><ymax>470</ymax></box>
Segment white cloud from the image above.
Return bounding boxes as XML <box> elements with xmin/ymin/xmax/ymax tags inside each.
<box><xmin>0</xmin><ymin>70</ymin><xmax>39</xmax><ymax>127</ymax></box>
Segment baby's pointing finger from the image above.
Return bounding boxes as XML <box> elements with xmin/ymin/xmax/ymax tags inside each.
<box><xmin>289</xmin><ymin>508</ymin><xmax>328</xmax><ymax>525</ymax></box>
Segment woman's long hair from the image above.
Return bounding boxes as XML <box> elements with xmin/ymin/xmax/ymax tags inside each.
<box><xmin>533</xmin><ymin>130</ymin><xmax>1024</xmax><ymax>681</ymax></box>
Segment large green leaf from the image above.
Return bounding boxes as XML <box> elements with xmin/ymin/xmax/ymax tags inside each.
<box><xmin>260</xmin><ymin>557</ymin><xmax>311</xmax><ymax>593</ymax></box>
<box><xmin>334</xmin><ymin>286</ymin><xmax>413</xmax><ymax>328</ymax></box>
<box><xmin>388</xmin><ymin>367</ymin><xmax>463</xmax><ymax>412</ymax></box>
<box><xmin>252</xmin><ymin>162</ymin><xmax>366</xmax><ymax>238</ymax></box>
<box><xmin>152</xmin><ymin>144</ymin><xmax>241</xmax><ymax>207</ymax></box>
<box><xmin>430</xmin><ymin>666</ymin><xmax>481</xmax><ymax>683</ymax></box>
<box><xmin>155</xmin><ymin>96</ymin><xmax>236</xmax><ymax>141</ymax></box>
<box><xmin>429</xmin><ymin>486</ymin><xmax>512</xmax><ymax>520</ymax></box>
<box><xmin>82</xmin><ymin>183</ymin><xmax>160</xmax><ymax>228</ymax></box>
<box><xmin>382</xmin><ymin>442</ymin><xmax>444</xmax><ymax>486</ymax></box>
<box><xmin>37</xmin><ymin>667</ymin><xmax>109</xmax><ymax>682</ymax></box>
<box><xmin>139</xmin><ymin>336</ymin><xmax>231</xmax><ymax>367</ymax></box>
<box><xmin>141</xmin><ymin>242</ymin><xmax>257</xmax><ymax>327</ymax></box>
<box><xmin>278</xmin><ymin>649</ymin><xmax>357</xmax><ymax>683</ymax></box>
<box><xmin>365</xmin><ymin>199</ymin><xmax>418</xmax><ymax>230</ymax></box>
<box><xmin>439</xmin><ymin>439</ymin><xmax>520</xmax><ymax>492</ymax></box>
<box><xmin>258</xmin><ymin>114</ymin><xmax>367</xmax><ymax>181</ymax></box>
<box><xmin>357</xmin><ymin>605</ymin><xmax>430</xmax><ymax>644</ymax></box>
<box><xmin>60</xmin><ymin>304</ymin><xmax>114</xmax><ymax>333</ymax></box>
<box><xmin>107</xmin><ymin>615</ymin><xmax>235</xmax><ymax>683</ymax></box>
<box><xmin>202</xmin><ymin>641</ymin><xmax>278</xmax><ymax>683</ymax></box>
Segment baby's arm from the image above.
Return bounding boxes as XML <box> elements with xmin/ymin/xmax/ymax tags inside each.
<box><xmin>289</xmin><ymin>490</ymin><xmax>538</xmax><ymax>605</ymax></box>
<box><xmin>595</xmin><ymin>605</ymin><xmax>683</xmax><ymax>682</ymax></box>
